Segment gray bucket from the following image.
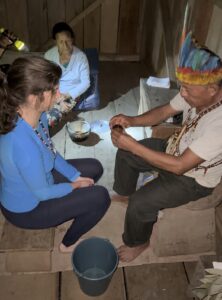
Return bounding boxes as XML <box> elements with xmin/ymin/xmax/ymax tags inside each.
<box><xmin>72</xmin><ymin>237</ymin><xmax>119</xmax><ymax>297</ymax></box>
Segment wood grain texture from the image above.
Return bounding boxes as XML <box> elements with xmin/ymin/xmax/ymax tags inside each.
<box><xmin>0</xmin><ymin>273</ymin><xmax>59</xmax><ymax>300</ymax></box>
<box><xmin>159</xmin><ymin>0</ymin><xmax>176</xmax><ymax>81</ymax></box>
<box><xmin>91</xmin><ymin>101</ymin><xmax>116</xmax><ymax>191</ymax></box>
<box><xmin>183</xmin><ymin>261</ymin><xmax>199</xmax><ymax>298</ymax></box>
<box><xmin>61</xmin><ymin>269</ymin><xmax>126</xmax><ymax>300</ymax></box>
<box><xmin>66</xmin><ymin>0</ymin><xmax>84</xmax><ymax>49</ymax></box>
<box><xmin>84</xmin><ymin>0</ymin><xmax>101</xmax><ymax>49</ymax></box>
<box><xmin>206</xmin><ymin>3</ymin><xmax>222</xmax><ymax>58</ymax></box>
<box><xmin>216</xmin><ymin>203</ymin><xmax>222</xmax><ymax>257</ymax></box>
<box><xmin>6</xmin><ymin>0</ymin><xmax>29</xmax><ymax>45</ymax></box>
<box><xmin>0</xmin><ymin>0</ymin><xmax>8</xmax><ymax>29</ymax></box>
<box><xmin>117</xmin><ymin>0</ymin><xmax>141</xmax><ymax>55</ymax></box>
<box><xmin>125</xmin><ymin>263</ymin><xmax>191</xmax><ymax>300</ymax></box>
<box><xmin>136</xmin><ymin>0</ymin><xmax>147</xmax><ymax>57</ymax></box>
<box><xmin>0</xmin><ymin>220</ymin><xmax>54</xmax><ymax>250</ymax></box>
<box><xmin>47</xmin><ymin>0</ymin><xmax>66</xmax><ymax>37</ymax></box>
<box><xmin>27</xmin><ymin>0</ymin><xmax>48</xmax><ymax>51</ymax></box>
<box><xmin>100</xmin><ymin>0</ymin><xmax>120</xmax><ymax>54</ymax></box>
<box><xmin>191</xmin><ymin>0</ymin><xmax>213</xmax><ymax>44</ymax></box>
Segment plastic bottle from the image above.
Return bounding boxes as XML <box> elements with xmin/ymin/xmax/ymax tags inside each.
<box><xmin>0</xmin><ymin>28</ymin><xmax>29</xmax><ymax>52</ymax></box>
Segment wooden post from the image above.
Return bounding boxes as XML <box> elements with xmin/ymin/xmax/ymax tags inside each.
<box><xmin>158</xmin><ymin>0</ymin><xmax>176</xmax><ymax>82</ymax></box>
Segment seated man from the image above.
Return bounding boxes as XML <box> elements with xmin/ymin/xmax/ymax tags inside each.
<box><xmin>110</xmin><ymin>32</ymin><xmax>222</xmax><ymax>262</ymax></box>
<box><xmin>44</xmin><ymin>22</ymin><xmax>90</xmax><ymax>126</ymax></box>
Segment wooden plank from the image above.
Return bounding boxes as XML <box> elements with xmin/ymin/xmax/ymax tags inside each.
<box><xmin>43</xmin><ymin>0</ymin><xmax>106</xmax><ymax>51</ymax></box>
<box><xmin>61</xmin><ymin>269</ymin><xmax>126</xmax><ymax>300</ymax></box>
<box><xmin>117</xmin><ymin>0</ymin><xmax>141</xmax><ymax>55</ymax></box>
<box><xmin>99</xmin><ymin>54</ymin><xmax>140</xmax><ymax>61</ymax></box>
<box><xmin>84</xmin><ymin>0</ymin><xmax>101</xmax><ymax>49</ymax></box>
<box><xmin>171</xmin><ymin>0</ymin><xmax>188</xmax><ymax>67</ymax></box>
<box><xmin>125</xmin><ymin>263</ymin><xmax>191</xmax><ymax>300</ymax></box>
<box><xmin>100</xmin><ymin>0</ymin><xmax>120</xmax><ymax>54</ymax></box>
<box><xmin>142</xmin><ymin>0</ymin><xmax>159</xmax><ymax>68</ymax></box>
<box><xmin>216</xmin><ymin>203</ymin><xmax>222</xmax><ymax>257</ymax></box>
<box><xmin>27</xmin><ymin>0</ymin><xmax>48</xmax><ymax>51</ymax></box>
<box><xmin>47</xmin><ymin>0</ymin><xmax>66</xmax><ymax>37</ymax></box>
<box><xmin>91</xmin><ymin>101</ymin><xmax>117</xmax><ymax>191</ymax></box>
<box><xmin>136</xmin><ymin>0</ymin><xmax>147</xmax><ymax>58</ymax></box>
<box><xmin>0</xmin><ymin>0</ymin><xmax>8</xmax><ymax>29</ymax></box>
<box><xmin>0</xmin><ymin>220</ymin><xmax>54</xmax><ymax>251</ymax></box>
<box><xmin>184</xmin><ymin>256</ymin><xmax>216</xmax><ymax>297</ymax></box>
<box><xmin>69</xmin><ymin>0</ymin><xmax>105</xmax><ymax>27</ymax></box>
<box><xmin>66</xmin><ymin>0</ymin><xmax>84</xmax><ymax>49</ymax></box>
<box><xmin>6</xmin><ymin>251</ymin><xmax>52</xmax><ymax>272</ymax></box>
<box><xmin>114</xmin><ymin>89</ymin><xmax>140</xmax><ymax>117</ymax></box>
<box><xmin>0</xmin><ymin>273</ymin><xmax>59</xmax><ymax>300</ymax></box>
<box><xmin>206</xmin><ymin>3</ymin><xmax>222</xmax><ymax>58</ymax></box>
<box><xmin>6</xmin><ymin>0</ymin><xmax>29</xmax><ymax>46</ymax></box>
<box><xmin>191</xmin><ymin>0</ymin><xmax>213</xmax><ymax>44</ymax></box>
<box><xmin>158</xmin><ymin>0</ymin><xmax>176</xmax><ymax>81</ymax></box>
<box><xmin>151</xmin><ymin>2</ymin><xmax>163</xmax><ymax>74</ymax></box>
<box><xmin>0</xmin><ymin>211</ymin><xmax>5</xmax><ymax>245</ymax></box>
<box><xmin>183</xmin><ymin>261</ymin><xmax>199</xmax><ymax>299</ymax></box>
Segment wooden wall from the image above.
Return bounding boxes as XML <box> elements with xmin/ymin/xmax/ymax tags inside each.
<box><xmin>0</xmin><ymin>0</ymin><xmax>146</xmax><ymax>60</ymax></box>
<box><xmin>0</xmin><ymin>0</ymin><xmax>221</xmax><ymax>65</ymax></box>
<box><xmin>143</xmin><ymin>0</ymin><xmax>222</xmax><ymax>79</ymax></box>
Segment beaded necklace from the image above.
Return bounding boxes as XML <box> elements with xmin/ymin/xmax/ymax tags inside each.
<box><xmin>166</xmin><ymin>99</ymin><xmax>222</xmax><ymax>174</ymax></box>
<box><xmin>34</xmin><ymin>120</ymin><xmax>56</xmax><ymax>156</ymax></box>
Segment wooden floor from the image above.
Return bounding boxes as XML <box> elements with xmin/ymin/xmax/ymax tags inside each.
<box><xmin>59</xmin><ymin>262</ymin><xmax>198</xmax><ymax>300</ymax></box>
<box><xmin>50</xmin><ymin>62</ymin><xmax>197</xmax><ymax>299</ymax></box>
<box><xmin>0</xmin><ymin>61</ymin><xmax>201</xmax><ymax>299</ymax></box>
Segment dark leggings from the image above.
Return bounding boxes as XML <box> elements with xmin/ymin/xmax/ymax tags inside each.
<box><xmin>113</xmin><ymin>138</ymin><xmax>214</xmax><ymax>247</ymax></box>
<box><xmin>1</xmin><ymin>158</ymin><xmax>111</xmax><ymax>246</ymax></box>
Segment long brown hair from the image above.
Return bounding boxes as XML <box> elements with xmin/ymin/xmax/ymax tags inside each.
<box><xmin>0</xmin><ymin>56</ymin><xmax>61</xmax><ymax>134</ymax></box>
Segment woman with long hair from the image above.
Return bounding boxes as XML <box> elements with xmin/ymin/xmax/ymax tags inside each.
<box><xmin>0</xmin><ymin>56</ymin><xmax>110</xmax><ymax>252</ymax></box>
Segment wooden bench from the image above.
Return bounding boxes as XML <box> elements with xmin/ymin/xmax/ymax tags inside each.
<box><xmin>0</xmin><ymin>214</ymin><xmax>54</xmax><ymax>273</ymax></box>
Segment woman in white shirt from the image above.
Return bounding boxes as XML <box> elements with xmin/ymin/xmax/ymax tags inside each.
<box><xmin>44</xmin><ymin>22</ymin><xmax>90</xmax><ymax>126</ymax></box>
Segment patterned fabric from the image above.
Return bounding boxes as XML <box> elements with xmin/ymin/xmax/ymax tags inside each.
<box><xmin>46</xmin><ymin>97</ymin><xmax>77</xmax><ymax>127</ymax></box>
<box><xmin>176</xmin><ymin>32</ymin><xmax>222</xmax><ymax>85</ymax></box>
<box><xmin>46</xmin><ymin>106</ymin><xmax>62</xmax><ymax>127</ymax></box>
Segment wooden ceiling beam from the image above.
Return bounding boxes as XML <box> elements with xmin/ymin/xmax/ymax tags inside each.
<box><xmin>69</xmin><ymin>0</ymin><xmax>106</xmax><ymax>27</ymax></box>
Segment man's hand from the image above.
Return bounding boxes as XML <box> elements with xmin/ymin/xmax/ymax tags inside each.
<box><xmin>109</xmin><ymin>114</ymin><xmax>134</xmax><ymax>129</ymax></box>
<box><xmin>111</xmin><ymin>127</ymin><xmax>136</xmax><ymax>151</ymax></box>
<box><xmin>71</xmin><ymin>176</ymin><xmax>94</xmax><ymax>189</ymax></box>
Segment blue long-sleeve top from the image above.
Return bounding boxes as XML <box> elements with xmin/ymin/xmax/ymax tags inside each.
<box><xmin>0</xmin><ymin>113</ymin><xmax>81</xmax><ymax>213</ymax></box>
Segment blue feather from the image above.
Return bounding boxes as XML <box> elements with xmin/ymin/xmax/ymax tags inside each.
<box><xmin>179</xmin><ymin>32</ymin><xmax>193</xmax><ymax>67</ymax></box>
<box><xmin>179</xmin><ymin>31</ymin><xmax>222</xmax><ymax>71</ymax></box>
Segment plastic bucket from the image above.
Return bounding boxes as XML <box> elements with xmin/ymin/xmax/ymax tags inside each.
<box><xmin>72</xmin><ymin>237</ymin><xmax>119</xmax><ymax>297</ymax></box>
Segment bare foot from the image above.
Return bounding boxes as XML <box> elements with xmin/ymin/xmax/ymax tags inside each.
<box><xmin>117</xmin><ymin>243</ymin><xmax>149</xmax><ymax>262</ymax></box>
<box><xmin>59</xmin><ymin>239</ymin><xmax>84</xmax><ymax>253</ymax></box>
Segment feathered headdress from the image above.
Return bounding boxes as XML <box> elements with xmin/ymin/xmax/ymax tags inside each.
<box><xmin>176</xmin><ymin>32</ymin><xmax>222</xmax><ymax>85</ymax></box>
